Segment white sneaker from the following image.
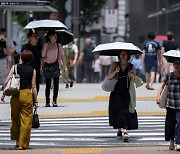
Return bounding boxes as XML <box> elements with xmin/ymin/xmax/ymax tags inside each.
<box><xmin>175</xmin><ymin>144</ymin><xmax>180</xmax><ymax>151</ymax></box>
<box><xmin>169</xmin><ymin>140</ymin><xmax>175</xmax><ymax>150</ymax></box>
<box><xmin>123</xmin><ymin>132</ymin><xmax>129</xmax><ymax>142</ymax></box>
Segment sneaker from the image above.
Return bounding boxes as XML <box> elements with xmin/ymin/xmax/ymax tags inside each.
<box><xmin>52</xmin><ymin>102</ymin><xmax>57</xmax><ymax>107</ymax></box>
<box><xmin>176</xmin><ymin>144</ymin><xmax>180</xmax><ymax>151</ymax></box>
<box><xmin>66</xmin><ymin>83</ymin><xmax>69</xmax><ymax>88</ymax></box>
<box><xmin>123</xmin><ymin>132</ymin><xmax>129</xmax><ymax>142</ymax></box>
<box><xmin>117</xmin><ymin>131</ymin><xmax>122</xmax><ymax>138</ymax></box>
<box><xmin>169</xmin><ymin>140</ymin><xmax>175</xmax><ymax>150</ymax></box>
<box><xmin>45</xmin><ymin>103</ymin><xmax>50</xmax><ymax>107</ymax></box>
<box><xmin>70</xmin><ymin>82</ymin><xmax>73</xmax><ymax>87</ymax></box>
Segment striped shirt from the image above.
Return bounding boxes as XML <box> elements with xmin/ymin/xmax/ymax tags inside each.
<box><xmin>164</xmin><ymin>72</ymin><xmax>180</xmax><ymax>109</ymax></box>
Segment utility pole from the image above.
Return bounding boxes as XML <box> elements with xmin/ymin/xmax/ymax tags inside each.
<box><xmin>72</xmin><ymin>0</ymin><xmax>80</xmax><ymax>47</ymax></box>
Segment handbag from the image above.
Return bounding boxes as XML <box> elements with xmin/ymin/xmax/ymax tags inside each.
<box><xmin>101</xmin><ymin>76</ymin><xmax>118</xmax><ymax>92</ymax></box>
<box><xmin>159</xmin><ymin>74</ymin><xmax>170</xmax><ymax>108</ymax></box>
<box><xmin>32</xmin><ymin>109</ymin><xmax>40</xmax><ymax>128</ymax></box>
<box><xmin>3</xmin><ymin>65</ymin><xmax>20</xmax><ymax>96</ymax></box>
<box><xmin>129</xmin><ymin>110</ymin><xmax>138</xmax><ymax>129</ymax></box>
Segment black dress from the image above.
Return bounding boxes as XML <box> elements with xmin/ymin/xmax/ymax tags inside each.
<box><xmin>109</xmin><ymin>63</ymin><xmax>133</xmax><ymax>129</ymax></box>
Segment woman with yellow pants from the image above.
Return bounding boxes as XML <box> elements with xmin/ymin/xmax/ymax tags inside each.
<box><xmin>1</xmin><ymin>49</ymin><xmax>38</xmax><ymax>150</ymax></box>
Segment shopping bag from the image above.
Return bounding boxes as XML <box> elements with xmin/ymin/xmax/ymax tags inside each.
<box><xmin>32</xmin><ymin>109</ymin><xmax>40</xmax><ymax>128</ymax></box>
<box><xmin>3</xmin><ymin>65</ymin><xmax>20</xmax><ymax>96</ymax></box>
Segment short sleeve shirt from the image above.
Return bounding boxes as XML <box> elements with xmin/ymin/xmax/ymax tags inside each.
<box><xmin>162</xmin><ymin>40</ymin><xmax>178</xmax><ymax>52</ymax></box>
<box><xmin>141</xmin><ymin>39</ymin><xmax>161</xmax><ymax>66</ymax></box>
<box><xmin>163</xmin><ymin>72</ymin><xmax>180</xmax><ymax>109</ymax></box>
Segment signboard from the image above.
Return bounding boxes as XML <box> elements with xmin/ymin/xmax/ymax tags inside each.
<box><xmin>104</xmin><ymin>9</ymin><xmax>118</xmax><ymax>28</ymax></box>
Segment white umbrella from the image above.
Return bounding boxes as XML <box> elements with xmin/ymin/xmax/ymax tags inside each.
<box><xmin>163</xmin><ymin>50</ymin><xmax>180</xmax><ymax>63</ymax></box>
<box><xmin>92</xmin><ymin>42</ymin><xmax>142</xmax><ymax>56</ymax></box>
<box><xmin>24</xmin><ymin>19</ymin><xmax>68</xmax><ymax>31</ymax></box>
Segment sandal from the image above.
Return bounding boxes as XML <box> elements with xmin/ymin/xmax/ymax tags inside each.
<box><xmin>15</xmin><ymin>146</ymin><xmax>25</xmax><ymax>150</ymax></box>
<box><xmin>52</xmin><ymin>102</ymin><xmax>57</xmax><ymax>107</ymax></box>
<box><xmin>145</xmin><ymin>85</ymin><xmax>150</xmax><ymax>89</ymax></box>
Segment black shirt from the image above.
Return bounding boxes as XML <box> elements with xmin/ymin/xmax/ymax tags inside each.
<box><xmin>17</xmin><ymin>63</ymin><xmax>34</xmax><ymax>90</ymax></box>
<box><xmin>21</xmin><ymin>43</ymin><xmax>42</xmax><ymax>73</ymax></box>
<box><xmin>162</xmin><ymin>40</ymin><xmax>178</xmax><ymax>52</ymax></box>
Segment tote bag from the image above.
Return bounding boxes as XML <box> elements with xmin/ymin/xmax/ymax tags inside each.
<box><xmin>3</xmin><ymin>65</ymin><xmax>20</xmax><ymax>96</ymax></box>
<box><xmin>159</xmin><ymin>85</ymin><xmax>168</xmax><ymax>108</ymax></box>
<box><xmin>159</xmin><ymin>74</ymin><xmax>170</xmax><ymax>109</ymax></box>
<box><xmin>102</xmin><ymin>76</ymin><xmax>118</xmax><ymax>92</ymax></box>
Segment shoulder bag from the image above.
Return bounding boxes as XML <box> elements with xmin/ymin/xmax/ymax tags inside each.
<box><xmin>102</xmin><ymin>76</ymin><xmax>118</xmax><ymax>92</ymax></box>
<box><xmin>159</xmin><ymin>74</ymin><xmax>171</xmax><ymax>108</ymax></box>
<box><xmin>3</xmin><ymin>65</ymin><xmax>20</xmax><ymax>96</ymax></box>
<box><xmin>43</xmin><ymin>44</ymin><xmax>60</xmax><ymax>79</ymax></box>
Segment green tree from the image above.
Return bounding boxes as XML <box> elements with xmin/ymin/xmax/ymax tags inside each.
<box><xmin>80</xmin><ymin>0</ymin><xmax>106</xmax><ymax>30</ymax></box>
<box><xmin>52</xmin><ymin>0</ymin><xmax>106</xmax><ymax>30</ymax></box>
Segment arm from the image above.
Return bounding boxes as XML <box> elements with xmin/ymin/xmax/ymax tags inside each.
<box><xmin>108</xmin><ymin>62</ymin><xmax>119</xmax><ymax>80</ymax></box>
<box><xmin>157</xmin><ymin>49</ymin><xmax>162</xmax><ymax>67</ymax></box>
<box><xmin>60</xmin><ymin>48</ymin><xmax>67</xmax><ymax>72</ymax></box>
<box><xmin>156</xmin><ymin>82</ymin><xmax>166</xmax><ymax>105</ymax></box>
<box><xmin>1</xmin><ymin>65</ymin><xmax>15</xmax><ymax>102</ymax></box>
<box><xmin>78</xmin><ymin>52</ymin><xmax>84</xmax><ymax>64</ymax></box>
<box><xmin>141</xmin><ymin>50</ymin><xmax>145</xmax><ymax>65</ymax></box>
<box><xmin>41</xmin><ymin>43</ymin><xmax>48</xmax><ymax>58</ymax></box>
<box><xmin>31</xmin><ymin>69</ymin><xmax>38</xmax><ymax>108</ymax></box>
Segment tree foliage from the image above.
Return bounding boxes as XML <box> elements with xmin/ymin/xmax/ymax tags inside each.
<box><xmin>80</xmin><ymin>0</ymin><xmax>106</xmax><ymax>30</ymax></box>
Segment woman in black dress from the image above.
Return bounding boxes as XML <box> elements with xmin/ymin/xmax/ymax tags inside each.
<box><xmin>108</xmin><ymin>50</ymin><xmax>135</xmax><ymax>142</ymax></box>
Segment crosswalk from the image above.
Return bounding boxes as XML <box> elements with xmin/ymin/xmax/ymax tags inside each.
<box><xmin>0</xmin><ymin>115</ymin><xmax>168</xmax><ymax>148</ymax></box>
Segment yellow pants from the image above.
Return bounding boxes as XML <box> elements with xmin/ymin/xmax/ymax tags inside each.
<box><xmin>10</xmin><ymin>89</ymin><xmax>33</xmax><ymax>149</ymax></box>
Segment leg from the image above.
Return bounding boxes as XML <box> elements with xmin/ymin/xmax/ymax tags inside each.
<box><xmin>145</xmin><ymin>65</ymin><xmax>150</xmax><ymax>88</ymax></box>
<box><xmin>175</xmin><ymin>109</ymin><xmax>180</xmax><ymax>144</ymax></box>
<box><xmin>52</xmin><ymin>77</ymin><xmax>59</xmax><ymax>106</ymax></box>
<box><xmin>45</xmin><ymin>78</ymin><xmax>51</xmax><ymax>106</ymax></box>
<box><xmin>18</xmin><ymin>89</ymin><xmax>33</xmax><ymax>149</ymax></box>
<box><xmin>10</xmin><ymin>94</ymin><xmax>21</xmax><ymax>142</ymax></box>
<box><xmin>150</xmin><ymin>72</ymin><xmax>155</xmax><ymax>89</ymax></box>
<box><xmin>165</xmin><ymin>107</ymin><xmax>176</xmax><ymax>141</ymax></box>
<box><xmin>145</xmin><ymin>72</ymin><xmax>150</xmax><ymax>88</ymax></box>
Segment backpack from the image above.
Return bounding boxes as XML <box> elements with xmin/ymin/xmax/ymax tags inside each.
<box><xmin>84</xmin><ymin>45</ymin><xmax>94</xmax><ymax>62</ymax></box>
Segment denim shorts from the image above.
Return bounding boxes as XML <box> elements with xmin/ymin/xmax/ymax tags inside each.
<box><xmin>145</xmin><ymin>65</ymin><xmax>157</xmax><ymax>73</ymax></box>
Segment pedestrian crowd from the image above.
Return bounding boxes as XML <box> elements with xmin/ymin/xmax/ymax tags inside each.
<box><xmin>0</xmin><ymin>27</ymin><xmax>180</xmax><ymax>151</ymax></box>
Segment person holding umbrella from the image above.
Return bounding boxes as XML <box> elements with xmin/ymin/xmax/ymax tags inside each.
<box><xmin>156</xmin><ymin>50</ymin><xmax>180</xmax><ymax>150</ymax></box>
<box><xmin>108</xmin><ymin>50</ymin><xmax>136</xmax><ymax>142</ymax></box>
<box><xmin>42</xmin><ymin>30</ymin><xmax>67</xmax><ymax>107</ymax></box>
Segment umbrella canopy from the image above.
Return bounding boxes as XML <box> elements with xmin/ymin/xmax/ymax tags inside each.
<box><xmin>163</xmin><ymin>50</ymin><xmax>180</xmax><ymax>63</ymax></box>
<box><xmin>92</xmin><ymin>42</ymin><xmax>142</xmax><ymax>56</ymax></box>
<box><xmin>24</xmin><ymin>19</ymin><xmax>68</xmax><ymax>31</ymax></box>
<box><xmin>155</xmin><ymin>35</ymin><xmax>167</xmax><ymax>41</ymax></box>
<box><xmin>56</xmin><ymin>30</ymin><xmax>73</xmax><ymax>45</ymax></box>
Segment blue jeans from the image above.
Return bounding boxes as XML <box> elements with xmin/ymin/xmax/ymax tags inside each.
<box><xmin>175</xmin><ymin>109</ymin><xmax>180</xmax><ymax>144</ymax></box>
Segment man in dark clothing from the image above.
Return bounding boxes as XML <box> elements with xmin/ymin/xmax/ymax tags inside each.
<box><xmin>161</xmin><ymin>31</ymin><xmax>179</xmax><ymax>75</ymax></box>
<box><xmin>21</xmin><ymin>30</ymin><xmax>42</xmax><ymax>94</ymax></box>
<box><xmin>78</xmin><ymin>38</ymin><xmax>94</xmax><ymax>83</ymax></box>
<box><xmin>142</xmin><ymin>31</ymin><xmax>162</xmax><ymax>90</ymax></box>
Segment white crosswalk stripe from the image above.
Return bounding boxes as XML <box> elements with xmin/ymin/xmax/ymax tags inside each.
<box><xmin>0</xmin><ymin>115</ymin><xmax>168</xmax><ymax>148</ymax></box>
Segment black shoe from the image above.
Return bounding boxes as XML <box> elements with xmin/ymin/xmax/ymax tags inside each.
<box><xmin>52</xmin><ymin>102</ymin><xmax>57</xmax><ymax>107</ymax></box>
<box><xmin>45</xmin><ymin>103</ymin><xmax>50</xmax><ymax>107</ymax></box>
<box><xmin>117</xmin><ymin>131</ymin><xmax>122</xmax><ymax>138</ymax></box>
<box><xmin>66</xmin><ymin>83</ymin><xmax>69</xmax><ymax>88</ymax></box>
<box><xmin>70</xmin><ymin>82</ymin><xmax>73</xmax><ymax>87</ymax></box>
